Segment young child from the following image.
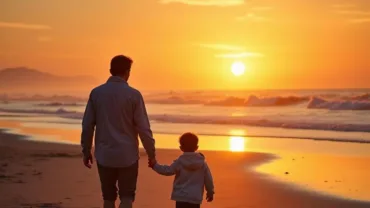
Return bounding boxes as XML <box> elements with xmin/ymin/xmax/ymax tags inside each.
<box><xmin>149</xmin><ymin>132</ymin><xmax>215</xmax><ymax>208</ymax></box>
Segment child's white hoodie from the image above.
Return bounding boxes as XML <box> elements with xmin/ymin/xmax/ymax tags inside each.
<box><xmin>153</xmin><ymin>152</ymin><xmax>215</xmax><ymax>204</ymax></box>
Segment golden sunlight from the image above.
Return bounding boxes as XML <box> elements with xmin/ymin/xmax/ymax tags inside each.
<box><xmin>229</xmin><ymin>136</ymin><xmax>245</xmax><ymax>152</ymax></box>
<box><xmin>231</xmin><ymin>61</ymin><xmax>245</xmax><ymax>76</ymax></box>
<box><xmin>229</xmin><ymin>129</ymin><xmax>246</xmax><ymax>136</ymax></box>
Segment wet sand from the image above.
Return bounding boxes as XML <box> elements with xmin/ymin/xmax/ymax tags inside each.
<box><xmin>1</xmin><ymin>129</ymin><xmax>370</xmax><ymax>208</ymax></box>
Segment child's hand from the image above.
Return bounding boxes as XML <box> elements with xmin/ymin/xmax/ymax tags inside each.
<box><xmin>206</xmin><ymin>195</ymin><xmax>213</xmax><ymax>202</ymax></box>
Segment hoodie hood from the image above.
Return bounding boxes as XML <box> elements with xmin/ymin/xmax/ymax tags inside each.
<box><xmin>178</xmin><ymin>152</ymin><xmax>205</xmax><ymax>171</ymax></box>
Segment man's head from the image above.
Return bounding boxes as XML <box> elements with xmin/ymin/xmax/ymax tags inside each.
<box><xmin>179</xmin><ymin>132</ymin><xmax>199</xmax><ymax>152</ymax></box>
<box><xmin>110</xmin><ymin>55</ymin><xmax>133</xmax><ymax>81</ymax></box>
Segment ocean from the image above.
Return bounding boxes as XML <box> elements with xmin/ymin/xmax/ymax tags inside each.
<box><xmin>1</xmin><ymin>88</ymin><xmax>370</xmax><ymax>145</ymax></box>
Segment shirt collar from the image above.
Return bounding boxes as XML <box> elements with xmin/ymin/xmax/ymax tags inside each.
<box><xmin>107</xmin><ymin>76</ymin><xmax>128</xmax><ymax>84</ymax></box>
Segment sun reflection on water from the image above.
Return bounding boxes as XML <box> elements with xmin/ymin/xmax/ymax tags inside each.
<box><xmin>229</xmin><ymin>136</ymin><xmax>246</xmax><ymax>152</ymax></box>
<box><xmin>228</xmin><ymin>129</ymin><xmax>247</xmax><ymax>152</ymax></box>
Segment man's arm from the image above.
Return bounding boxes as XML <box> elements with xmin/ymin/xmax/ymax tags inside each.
<box><xmin>81</xmin><ymin>92</ymin><xmax>96</xmax><ymax>157</ymax></box>
<box><xmin>133</xmin><ymin>92</ymin><xmax>156</xmax><ymax>159</ymax></box>
<box><xmin>204</xmin><ymin>163</ymin><xmax>215</xmax><ymax>201</ymax></box>
<box><xmin>153</xmin><ymin>160</ymin><xmax>179</xmax><ymax>176</ymax></box>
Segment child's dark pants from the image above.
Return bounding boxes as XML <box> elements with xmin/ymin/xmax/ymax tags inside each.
<box><xmin>176</xmin><ymin>201</ymin><xmax>200</xmax><ymax>208</ymax></box>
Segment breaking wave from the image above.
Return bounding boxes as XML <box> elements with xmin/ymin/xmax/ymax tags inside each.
<box><xmin>146</xmin><ymin>96</ymin><xmax>202</xmax><ymax>105</ymax></box>
<box><xmin>307</xmin><ymin>97</ymin><xmax>370</xmax><ymax>110</ymax></box>
<box><xmin>145</xmin><ymin>94</ymin><xmax>370</xmax><ymax>110</ymax></box>
<box><xmin>205</xmin><ymin>95</ymin><xmax>309</xmax><ymax>107</ymax></box>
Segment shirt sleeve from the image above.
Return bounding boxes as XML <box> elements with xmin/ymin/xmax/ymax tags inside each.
<box><xmin>153</xmin><ymin>160</ymin><xmax>179</xmax><ymax>176</ymax></box>
<box><xmin>204</xmin><ymin>162</ymin><xmax>215</xmax><ymax>197</ymax></box>
<box><xmin>81</xmin><ymin>91</ymin><xmax>96</xmax><ymax>156</ymax></box>
<box><xmin>133</xmin><ymin>92</ymin><xmax>156</xmax><ymax>159</ymax></box>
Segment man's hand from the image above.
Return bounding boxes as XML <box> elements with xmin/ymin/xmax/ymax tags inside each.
<box><xmin>148</xmin><ymin>158</ymin><xmax>157</xmax><ymax>168</ymax></box>
<box><xmin>206</xmin><ymin>195</ymin><xmax>214</xmax><ymax>202</ymax></box>
<box><xmin>83</xmin><ymin>152</ymin><xmax>94</xmax><ymax>169</ymax></box>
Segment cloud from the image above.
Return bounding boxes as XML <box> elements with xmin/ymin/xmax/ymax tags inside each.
<box><xmin>159</xmin><ymin>0</ymin><xmax>244</xmax><ymax>6</ymax></box>
<box><xmin>0</xmin><ymin>21</ymin><xmax>51</xmax><ymax>30</ymax></box>
<box><xmin>348</xmin><ymin>18</ymin><xmax>370</xmax><ymax>23</ymax></box>
<box><xmin>236</xmin><ymin>13</ymin><xmax>270</xmax><ymax>22</ymax></box>
<box><xmin>215</xmin><ymin>52</ymin><xmax>264</xmax><ymax>58</ymax></box>
<box><xmin>198</xmin><ymin>43</ymin><xmax>245</xmax><ymax>51</ymax></box>
<box><xmin>37</xmin><ymin>36</ymin><xmax>53</xmax><ymax>42</ymax></box>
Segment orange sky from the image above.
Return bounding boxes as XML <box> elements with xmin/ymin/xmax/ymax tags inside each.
<box><xmin>0</xmin><ymin>0</ymin><xmax>369</xmax><ymax>90</ymax></box>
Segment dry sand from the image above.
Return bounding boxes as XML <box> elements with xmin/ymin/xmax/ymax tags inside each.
<box><xmin>1</xmin><ymin>129</ymin><xmax>370</xmax><ymax>208</ymax></box>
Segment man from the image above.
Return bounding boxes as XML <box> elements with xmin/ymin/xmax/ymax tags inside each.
<box><xmin>81</xmin><ymin>55</ymin><xmax>156</xmax><ymax>208</ymax></box>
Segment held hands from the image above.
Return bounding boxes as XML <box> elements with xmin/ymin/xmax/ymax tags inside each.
<box><xmin>148</xmin><ymin>158</ymin><xmax>157</xmax><ymax>168</ymax></box>
<box><xmin>83</xmin><ymin>152</ymin><xmax>94</xmax><ymax>169</ymax></box>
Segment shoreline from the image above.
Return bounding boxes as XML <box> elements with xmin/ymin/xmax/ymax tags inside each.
<box><xmin>2</xmin><ymin>119</ymin><xmax>370</xmax><ymax>149</ymax></box>
<box><xmin>1</xmin><ymin>129</ymin><xmax>370</xmax><ymax>207</ymax></box>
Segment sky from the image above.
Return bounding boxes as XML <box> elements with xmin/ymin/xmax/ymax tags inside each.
<box><xmin>0</xmin><ymin>0</ymin><xmax>370</xmax><ymax>90</ymax></box>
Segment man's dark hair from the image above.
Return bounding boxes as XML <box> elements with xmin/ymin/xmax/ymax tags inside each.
<box><xmin>179</xmin><ymin>132</ymin><xmax>199</xmax><ymax>152</ymax></box>
<box><xmin>110</xmin><ymin>55</ymin><xmax>133</xmax><ymax>76</ymax></box>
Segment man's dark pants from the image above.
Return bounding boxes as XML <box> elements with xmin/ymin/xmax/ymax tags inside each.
<box><xmin>97</xmin><ymin>161</ymin><xmax>139</xmax><ymax>202</ymax></box>
<box><xmin>176</xmin><ymin>202</ymin><xmax>200</xmax><ymax>208</ymax></box>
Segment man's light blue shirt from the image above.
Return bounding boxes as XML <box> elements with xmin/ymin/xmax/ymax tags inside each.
<box><xmin>81</xmin><ymin>76</ymin><xmax>156</xmax><ymax>167</ymax></box>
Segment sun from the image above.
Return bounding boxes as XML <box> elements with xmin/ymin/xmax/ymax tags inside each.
<box><xmin>231</xmin><ymin>61</ymin><xmax>245</xmax><ymax>76</ymax></box>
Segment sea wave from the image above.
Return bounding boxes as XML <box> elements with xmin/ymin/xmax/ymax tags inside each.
<box><xmin>2</xmin><ymin>91</ymin><xmax>370</xmax><ymax>109</ymax></box>
<box><xmin>147</xmin><ymin>95</ymin><xmax>309</xmax><ymax>107</ymax></box>
<box><xmin>0</xmin><ymin>107</ymin><xmax>80</xmax><ymax>115</ymax></box>
<box><xmin>1</xmin><ymin>107</ymin><xmax>369</xmax><ymax>133</ymax></box>
<box><xmin>147</xmin><ymin>114</ymin><xmax>370</xmax><ymax>133</ymax></box>
<box><xmin>146</xmin><ymin>96</ymin><xmax>202</xmax><ymax>105</ymax></box>
<box><xmin>246</xmin><ymin>95</ymin><xmax>309</xmax><ymax>106</ymax></box>
<box><xmin>3</xmin><ymin>118</ymin><xmax>370</xmax><ymax>144</ymax></box>
<box><xmin>0</xmin><ymin>94</ymin><xmax>86</xmax><ymax>102</ymax></box>
<box><xmin>35</xmin><ymin>102</ymin><xmax>84</xmax><ymax>107</ymax></box>
<box><xmin>146</xmin><ymin>94</ymin><xmax>370</xmax><ymax>110</ymax></box>
<box><xmin>308</xmin><ymin>97</ymin><xmax>370</xmax><ymax>110</ymax></box>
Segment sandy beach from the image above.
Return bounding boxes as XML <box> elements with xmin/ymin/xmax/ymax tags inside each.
<box><xmin>1</xmin><ymin>129</ymin><xmax>370</xmax><ymax>208</ymax></box>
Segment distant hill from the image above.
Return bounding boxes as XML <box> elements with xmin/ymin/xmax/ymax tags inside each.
<box><xmin>0</xmin><ymin>67</ymin><xmax>98</xmax><ymax>93</ymax></box>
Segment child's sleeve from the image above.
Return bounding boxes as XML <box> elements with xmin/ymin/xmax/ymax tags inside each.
<box><xmin>204</xmin><ymin>162</ymin><xmax>215</xmax><ymax>197</ymax></box>
<box><xmin>153</xmin><ymin>160</ymin><xmax>179</xmax><ymax>176</ymax></box>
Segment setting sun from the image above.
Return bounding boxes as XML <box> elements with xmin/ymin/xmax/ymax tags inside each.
<box><xmin>231</xmin><ymin>61</ymin><xmax>246</xmax><ymax>76</ymax></box>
